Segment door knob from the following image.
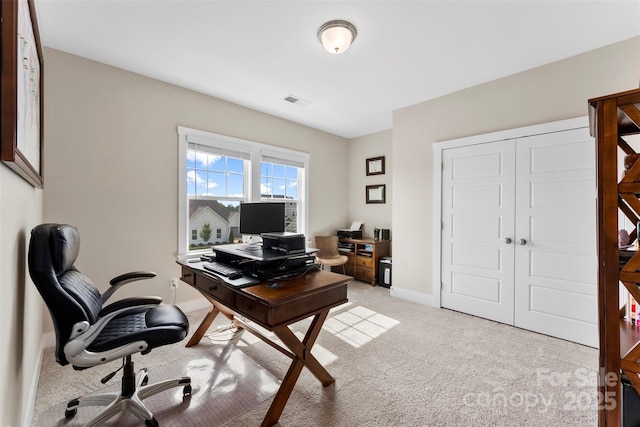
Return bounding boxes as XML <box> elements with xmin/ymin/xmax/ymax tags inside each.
<box><xmin>504</xmin><ymin>238</ymin><xmax>512</xmax><ymax>244</ymax></box>
<box><xmin>519</xmin><ymin>239</ymin><xmax>527</xmax><ymax>245</ymax></box>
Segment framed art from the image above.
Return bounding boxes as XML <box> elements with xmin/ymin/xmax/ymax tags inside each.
<box><xmin>1</xmin><ymin>0</ymin><xmax>44</xmax><ymax>188</ymax></box>
<box><xmin>366</xmin><ymin>156</ymin><xmax>385</xmax><ymax>176</ymax></box>
<box><xmin>366</xmin><ymin>184</ymin><xmax>386</xmax><ymax>204</ymax></box>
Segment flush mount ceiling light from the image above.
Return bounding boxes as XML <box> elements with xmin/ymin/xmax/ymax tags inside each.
<box><xmin>317</xmin><ymin>20</ymin><xmax>357</xmax><ymax>54</ymax></box>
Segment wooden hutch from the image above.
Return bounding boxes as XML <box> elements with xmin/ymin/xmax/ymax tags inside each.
<box><xmin>591</xmin><ymin>88</ymin><xmax>640</xmax><ymax>426</ymax></box>
<box><xmin>337</xmin><ymin>237</ymin><xmax>390</xmax><ymax>285</ymax></box>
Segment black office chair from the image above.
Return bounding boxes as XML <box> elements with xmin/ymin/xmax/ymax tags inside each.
<box><xmin>28</xmin><ymin>224</ymin><xmax>191</xmax><ymax>427</ymax></box>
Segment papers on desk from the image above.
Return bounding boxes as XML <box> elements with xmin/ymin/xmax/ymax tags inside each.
<box><xmin>349</xmin><ymin>221</ymin><xmax>363</xmax><ymax>231</ymax></box>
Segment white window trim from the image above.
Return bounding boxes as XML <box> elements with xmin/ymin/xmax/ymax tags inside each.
<box><xmin>177</xmin><ymin>126</ymin><xmax>310</xmax><ymax>257</ymax></box>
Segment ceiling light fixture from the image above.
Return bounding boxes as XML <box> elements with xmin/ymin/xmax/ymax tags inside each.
<box><xmin>317</xmin><ymin>20</ymin><xmax>357</xmax><ymax>54</ymax></box>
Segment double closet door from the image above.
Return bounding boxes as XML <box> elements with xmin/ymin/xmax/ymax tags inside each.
<box><xmin>439</xmin><ymin>126</ymin><xmax>597</xmax><ymax>347</ymax></box>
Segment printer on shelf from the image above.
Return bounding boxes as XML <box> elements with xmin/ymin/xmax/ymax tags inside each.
<box><xmin>337</xmin><ymin>221</ymin><xmax>363</xmax><ymax>239</ymax></box>
<box><xmin>337</xmin><ymin>229</ymin><xmax>362</xmax><ymax>239</ymax></box>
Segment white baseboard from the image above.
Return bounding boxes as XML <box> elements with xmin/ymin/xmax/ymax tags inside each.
<box><xmin>390</xmin><ymin>286</ymin><xmax>436</xmax><ymax>307</ymax></box>
<box><xmin>24</xmin><ymin>334</ymin><xmax>48</xmax><ymax>426</ymax></box>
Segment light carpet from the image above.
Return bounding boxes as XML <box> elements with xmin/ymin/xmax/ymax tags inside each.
<box><xmin>32</xmin><ymin>281</ymin><xmax>598</xmax><ymax>426</ymax></box>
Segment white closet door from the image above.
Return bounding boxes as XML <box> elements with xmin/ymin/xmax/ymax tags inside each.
<box><xmin>513</xmin><ymin>128</ymin><xmax>597</xmax><ymax>347</ymax></box>
<box><xmin>440</xmin><ymin>140</ymin><xmax>516</xmax><ymax>324</ymax></box>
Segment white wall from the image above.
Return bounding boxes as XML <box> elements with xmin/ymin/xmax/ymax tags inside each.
<box><xmin>0</xmin><ymin>167</ymin><xmax>43</xmax><ymax>426</ymax></box>
<box><xmin>42</xmin><ymin>48</ymin><xmax>350</xmax><ymax>333</ymax></box>
<box><xmin>391</xmin><ymin>36</ymin><xmax>640</xmax><ymax>302</ymax></box>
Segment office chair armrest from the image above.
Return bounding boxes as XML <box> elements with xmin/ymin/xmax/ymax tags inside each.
<box><xmin>64</xmin><ymin>303</ymin><xmax>159</xmax><ymax>359</ymax></box>
<box><xmin>100</xmin><ymin>296</ymin><xmax>162</xmax><ymax>317</ymax></box>
<box><xmin>101</xmin><ymin>271</ymin><xmax>157</xmax><ymax>304</ymax></box>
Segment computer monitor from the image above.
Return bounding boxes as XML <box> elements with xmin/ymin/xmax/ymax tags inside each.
<box><xmin>239</xmin><ymin>202</ymin><xmax>285</xmax><ymax>236</ymax></box>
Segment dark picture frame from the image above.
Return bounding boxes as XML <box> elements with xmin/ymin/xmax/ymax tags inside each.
<box><xmin>366</xmin><ymin>156</ymin><xmax>385</xmax><ymax>176</ymax></box>
<box><xmin>366</xmin><ymin>184</ymin><xmax>386</xmax><ymax>204</ymax></box>
<box><xmin>1</xmin><ymin>0</ymin><xmax>44</xmax><ymax>188</ymax></box>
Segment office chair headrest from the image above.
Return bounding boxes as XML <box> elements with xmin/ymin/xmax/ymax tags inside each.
<box><xmin>30</xmin><ymin>224</ymin><xmax>81</xmax><ymax>275</ymax></box>
<box><xmin>50</xmin><ymin>224</ymin><xmax>81</xmax><ymax>274</ymax></box>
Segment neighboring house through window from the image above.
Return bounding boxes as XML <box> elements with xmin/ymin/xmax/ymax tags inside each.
<box><xmin>178</xmin><ymin>127</ymin><xmax>309</xmax><ymax>256</ymax></box>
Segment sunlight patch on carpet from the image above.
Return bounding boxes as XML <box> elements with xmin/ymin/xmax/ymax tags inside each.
<box><xmin>325</xmin><ymin>305</ymin><xmax>401</xmax><ymax>348</ymax></box>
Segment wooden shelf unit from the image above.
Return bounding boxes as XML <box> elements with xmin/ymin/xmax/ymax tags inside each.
<box><xmin>591</xmin><ymin>88</ymin><xmax>640</xmax><ymax>427</ymax></box>
<box><xmin>337</xmin><ymin>238</ymin><xmax>390</xmax><ymax>285</ymax></box>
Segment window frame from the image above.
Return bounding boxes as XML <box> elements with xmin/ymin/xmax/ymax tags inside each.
<box><xmin>178</xmin><ymin>126</ymin><xmax>309</xmax><ymax>257</ymax></box>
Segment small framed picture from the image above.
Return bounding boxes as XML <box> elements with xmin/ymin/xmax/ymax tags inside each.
<box><xmin>366</xmin><ymin>184</ymin><xmax>386</xmax><ymax>204</ymax></box>
<box><xmin>366</xmin><ymin>156</ymin><xmax>385</xmax><ymax>176</ymax></box>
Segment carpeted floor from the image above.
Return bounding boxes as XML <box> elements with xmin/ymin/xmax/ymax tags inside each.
<box><xmin>32</xmin><ymin>281</ymin><xmax>598</xmax><ymax>426</ymax></box>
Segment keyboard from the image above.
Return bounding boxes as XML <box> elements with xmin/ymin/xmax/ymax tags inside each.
<box><xmin>203</xmin><ymin>262</ymin><xmax>242</xmax><ymax>278</ymax></box>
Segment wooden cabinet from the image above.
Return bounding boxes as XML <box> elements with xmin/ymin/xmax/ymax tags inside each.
<box><xmin>591</xmin><ymin>88</ymin><xmax>640</xmax><ymax>427</ymax></box>
<box><xmin>337</xmin><ymin>238</ymin><xmax>390</xmax><ymax>285</ymax></box>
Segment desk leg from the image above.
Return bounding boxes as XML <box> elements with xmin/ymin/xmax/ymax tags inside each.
<box><xmin>186</xmin><ymin>293</ymin><xmax>237</xmax><ymax>347</ymax></box>
<box><xmin>273</xmin><ymin>310</ymin><xmax>334</xmax><ymax>386</ymax></box>
<box><xmin>261</xmin><ymin>310</ymin><xmax>333</xmax><ymax>427</ymax></box>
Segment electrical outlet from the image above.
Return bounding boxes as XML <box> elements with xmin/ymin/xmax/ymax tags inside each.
<box><xmin>170</xmin><ymin>278</ymin><xmax>180</xmax><ymax>289</ymax></box>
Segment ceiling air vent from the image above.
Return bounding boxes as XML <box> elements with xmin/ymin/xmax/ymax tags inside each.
<box><xmin>283</xmin><ymin>94</ymin><xmax>311</xmax><ymax>107</ymax></box>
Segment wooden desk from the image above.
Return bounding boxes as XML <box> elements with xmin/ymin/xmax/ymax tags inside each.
<box><xmin>178</xmin><ymin>260</ymin><xmax>351</xmax><ymax>427</ymax></box>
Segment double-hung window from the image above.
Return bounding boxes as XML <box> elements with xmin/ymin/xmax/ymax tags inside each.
<box><xmin>178</xmin><ymin>127</ymin><xmax>309</xmax><ymax>256</ymax></box>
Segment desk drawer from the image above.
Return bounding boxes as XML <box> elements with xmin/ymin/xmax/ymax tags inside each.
<box><xmin>195</xmin><ymin>274</ymin><xmax>235</xmax><ymax>306</ymax></box>
<box><xmin>235</xmin><ymin>293</ymin><xmax>267</xmax><ymax>324</ymax></box>
<box><xmin>180</xmin><ymin>267</ymin><xmax>195</xmax><ymax>286</ymax></box>
<box><xmin>356</xmin><ymin>256</ymin><xmax>373</xmax><ymax>268</ymax></box>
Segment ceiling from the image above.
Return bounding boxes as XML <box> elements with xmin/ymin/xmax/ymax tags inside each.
<box><xmin>35</xmin><ymin>0</ymin><xmax>640</xmax><ymax>139</ymax></box>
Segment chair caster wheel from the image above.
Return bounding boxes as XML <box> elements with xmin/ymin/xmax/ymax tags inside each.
<box><xmin>64</xmin><ymin>408</ymin><xmax>77</xmax><ymax>419</ymax></box>
<box><xmin>145</xmin><ymin>417</ymin><xmax>159</xmax><ymax>427</ymax></box>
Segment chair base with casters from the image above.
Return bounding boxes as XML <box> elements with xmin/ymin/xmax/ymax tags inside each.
<box><xmin>65</xmin><ymin>355</ymin><xmax>191</xmax><ymax>427</ymax></box>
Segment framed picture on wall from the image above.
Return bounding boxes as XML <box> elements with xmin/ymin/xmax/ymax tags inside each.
<box><xmin>1</xmin><ymin>0</ymin><xmax>44</xmax><ymax>188</ymax></box>
<box><xmin>366</xmin><ymin>184</ymin><xmax>386</xmax><ymax>204</ymax></box>
<box><xmin>366</xmin><ymin>156</ymin><xmax>385</xmax><ymax>176</ymax></box>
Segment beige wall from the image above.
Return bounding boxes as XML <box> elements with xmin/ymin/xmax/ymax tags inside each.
<box><xmin>391</xmin><ymin>36</ymin><xmax>640</xmax><ymax>302</ymax></box>
<box><xmin>0</xmin><ymin>168</ymin><xmax>43</xmax><ymax>426</ymax></box>
<box><xmin>347</xmin><ymin>129</ymin><xmax>392</xmax><ymax>238</ymax></box>
<box><xmin>42</xmin><ymin>48</ymin><xmax>350</xmax><ymax>332</ymax></box>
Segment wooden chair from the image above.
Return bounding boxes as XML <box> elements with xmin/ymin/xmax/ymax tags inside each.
<box><xmin>314</xmin><ymin>235</ymin><xmax>348</xmax><ymax>274</ymax></box>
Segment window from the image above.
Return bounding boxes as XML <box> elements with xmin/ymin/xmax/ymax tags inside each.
<box><xmin>178</xmin><ymin>127</ymin><xmax>309</xmax><ymax>256</ymax></box>
<box><xmin>260</xmin><ymin>155</ymin><xmax>304</xmax><ymax>233</ymax></box>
